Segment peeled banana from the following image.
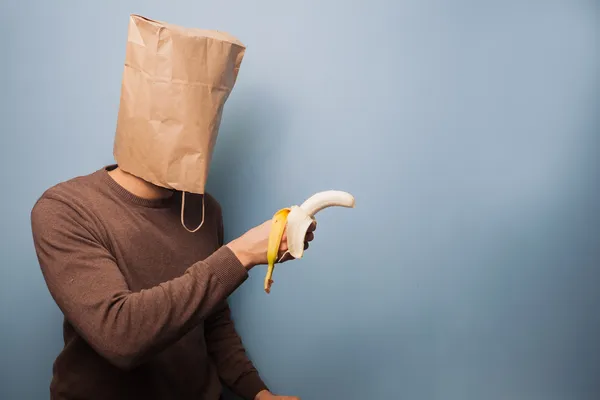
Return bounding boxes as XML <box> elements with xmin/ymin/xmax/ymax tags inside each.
<box><xmin>264</xmin><ymin>190</ymin><xmax>355</xmax><ymax>293</ymax></box>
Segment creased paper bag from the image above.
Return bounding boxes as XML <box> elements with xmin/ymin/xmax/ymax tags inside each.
<box><xmin>113</xmin><ymin>14</ymin><xmax>245</xmax><ymax>195</ymax></box>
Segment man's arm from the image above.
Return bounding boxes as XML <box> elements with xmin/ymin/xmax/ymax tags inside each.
<box><xmin>30</xmin><ymin>197</ymin><xmax>249</xmax><ymax>370</ymax></box>
<box><xmin>204</xmin><ymin>210</ymin><xmax>268</xmax><ymax>400</ymax></box>
<box><xmin>205</xmin><ymin>301</ymin><xmax>268</xmax><ymax>400</ymax></box>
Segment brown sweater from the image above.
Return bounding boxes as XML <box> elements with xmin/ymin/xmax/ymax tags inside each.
<box><xmin>30</xmin><ymin>165</ymin><xmax>267</xmax><ymax>400</ymax></box>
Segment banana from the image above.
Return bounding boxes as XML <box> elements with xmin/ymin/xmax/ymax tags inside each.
<box><xmin>264</xmin><ymin>190</ymin><xmax>355</xmax><ymax>293</ymax></box>
<box><xmin>265</xmin><ymin>207</ymin><xmax>290</xmax><ymax>294</ymax></box>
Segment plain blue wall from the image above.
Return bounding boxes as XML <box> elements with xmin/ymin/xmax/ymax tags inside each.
<box><xmin>1</xmin><ymin>1</ymin><xmax>599</xmax><ymax>399</ymax></box>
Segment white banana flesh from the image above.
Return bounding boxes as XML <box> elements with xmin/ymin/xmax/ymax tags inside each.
<box><xmin>287</xmin><ymin>190</ymin><xmax>355</xmax><ymax>259</ymax></box>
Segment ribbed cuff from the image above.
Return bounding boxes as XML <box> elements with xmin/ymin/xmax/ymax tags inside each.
<box><xmin>233</xmin><ymin>371</ymin><xmax>269</xmax><ymax>400</ymax></box>
<box><xmin>203</xmin><ymin>245</ymin><xmax>249</xmax><ymax>296</ymax></box>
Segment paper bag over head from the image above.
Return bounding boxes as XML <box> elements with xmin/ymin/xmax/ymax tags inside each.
<box><xmin>113</xmin><ymin>14</ymin><xmax>246</xmax><ymax>195</ymax></box>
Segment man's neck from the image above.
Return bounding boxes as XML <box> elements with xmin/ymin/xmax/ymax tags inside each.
<box><xmin>108</xmin><ymin>167</ymin><xmax>173</xmax><ymax>200</ymax></box>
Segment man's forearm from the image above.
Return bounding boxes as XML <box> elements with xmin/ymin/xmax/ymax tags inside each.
<box><xmin>205</xmin><ymin>301</ymin><xmax>268</xmax><ymax>399</ymax></box>
<box><xmin>32</xmin><ymin>197</ymin><xmax>250</xmax><ymax>371</ymax></box>
<box><xmin>92</xmin><ymin>246</ymin><xmax>248</xmax><ymax>369</ymax></box>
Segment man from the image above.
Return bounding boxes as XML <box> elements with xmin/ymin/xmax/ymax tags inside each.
<box><xmin>30</xmin><ymin>15</ymin><xmax>310</xmax><ymax>400</ymax></box>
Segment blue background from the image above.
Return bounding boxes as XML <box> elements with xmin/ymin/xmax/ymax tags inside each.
<box><xmin>1</xmin><ymin>1</ymin><xmax>599</xmax><ymax>399</ymax></box>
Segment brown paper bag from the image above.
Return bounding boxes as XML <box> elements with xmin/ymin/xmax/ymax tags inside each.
<box><xmin>113</xmin><ymin>14</ymin><xmax>245</xmax><ymax>197</ymax></box>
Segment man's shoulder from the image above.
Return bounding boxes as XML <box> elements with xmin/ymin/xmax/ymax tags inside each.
<box><xmin>32</xmin><ymin>167</ymin><xmax>108</xmax><ymax>219</ymax></box>
<box><xmin>203</xmin><ymin>192</ymin><xmax>222</xmax><ymax>215</ymax></box>
<box><xmin>38</xmin><ymin>167</ymin><xmax>105</xmax><ymax>202</ymax></box>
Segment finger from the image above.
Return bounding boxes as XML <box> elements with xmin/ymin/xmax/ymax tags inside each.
<box><xmin>277</xmin><ymin>251</ymin><xmax>287</xmax><ymax>262</ymax></box>
<box><xmin>304</xmin><ymin>241</ymin><xmax>309</xmax><ymax>250</ymax></box>
<box><xmin>279</xmin><ymin>252</ymin><xmax>294</xmax><ymax>263</ymax></box>
<box><xmin>305</xmin><ymin>232</ymin><xmax>314</xmax><ymax>242</ymax></box>
<box><xmin>307</xmin><ymin>220</ymin><xmax>317</xmax><ymax>232</ymax></box>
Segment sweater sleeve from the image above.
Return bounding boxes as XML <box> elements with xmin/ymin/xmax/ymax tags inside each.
<box><xmin>205</xmin><ymin>302</ymin><xmax>268</xmax><ymax>400</ymax></box>
<box><xmin>204</xmin><ymin>211</ymin><xmax>268</xmax><ymax>400</ymax></box>
<box><xmin>30</xmin><ymin>197</ymin><xmax>249</xmax><ymax>371</ymax></box>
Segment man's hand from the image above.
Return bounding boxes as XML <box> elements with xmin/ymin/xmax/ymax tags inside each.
<box><xmin>227</xmin><ymin>219</ymin><xmax>316</xmax><ymax>270</ymax></box>
<box><xmin>254</xmin><ymin>389</ymin><xmax>300</xmax><ymax>400</ymax></box>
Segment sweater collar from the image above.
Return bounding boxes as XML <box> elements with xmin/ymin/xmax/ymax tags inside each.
<box><xmin>98</xmin><ymin>165</ymin><xmax>176</xmax><ymax>209</ymax></box>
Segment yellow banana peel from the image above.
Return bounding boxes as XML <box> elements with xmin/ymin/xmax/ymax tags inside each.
<box><xmin>265</xmin><ymin>208</ymin><xmax>290</xmax><ymax>293</ymax></box>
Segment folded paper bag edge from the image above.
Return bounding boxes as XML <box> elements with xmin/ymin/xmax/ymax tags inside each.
<box><xmin>128</xmin><ymin>14</ymin><xmax>246</xmax><ymax>49</ymax></box>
